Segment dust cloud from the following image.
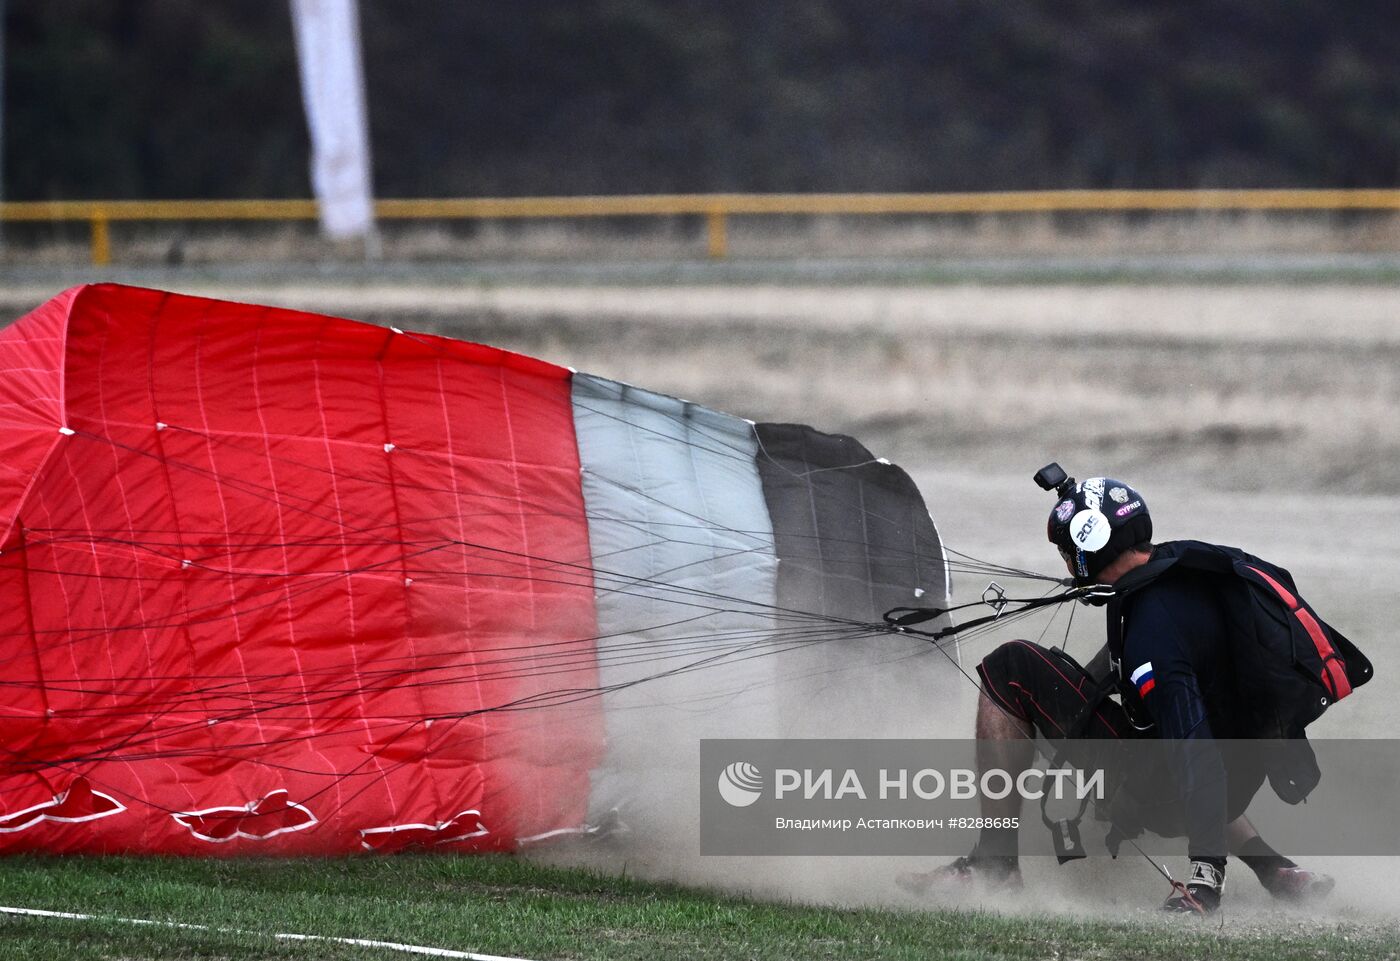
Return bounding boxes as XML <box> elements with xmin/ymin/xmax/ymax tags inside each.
<box><xmin>415</xmin><ymin>279</ymin><xmax>1398</xmax><ymax>922</ymax></box>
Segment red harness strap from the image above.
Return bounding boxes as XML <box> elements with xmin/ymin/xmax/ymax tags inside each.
<box><xmin>1246</xmin><ymin>566</ymin><xmax>1352</xmax><ymax>701</ymax></box>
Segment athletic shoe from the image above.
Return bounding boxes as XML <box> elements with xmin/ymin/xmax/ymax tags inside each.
<box><xmin>1163</xmin><ymin>885</ymin><xmax>1222</xmax><ymax>914</ymax></box>
<box><xmin>1163</xmin><ymin>860</ymin><xmax>1224</xmax><ymax>915</ymax></box>
<box><xmin>1262</xmin><ymin>865</ymin><xmax>1335</xmax><ymax>903</ymax></box>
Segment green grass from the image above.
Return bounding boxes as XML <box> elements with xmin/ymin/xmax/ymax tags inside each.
<box><xmin>0</xmin><ymin>855</ymin><xmax>1397</xmax><ymax>961</ymax></box>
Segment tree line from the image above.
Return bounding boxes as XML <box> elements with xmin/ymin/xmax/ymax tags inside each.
<box><xmin>6</xmin><ymin>0</ymin><xmax>1397</xmax><ymax>200</ymax></box>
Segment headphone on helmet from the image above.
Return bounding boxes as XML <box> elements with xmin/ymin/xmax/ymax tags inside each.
<box><xmin>1035</xmin><ymin>463</ymin><xmax>1152</xmax><ymax>584</ymax></box>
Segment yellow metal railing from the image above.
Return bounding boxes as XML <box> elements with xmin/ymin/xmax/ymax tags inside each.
<box><xmin>3</xmin><ymin>190</ymin><xmax>1399</xmax><ymax>266</ymax></box>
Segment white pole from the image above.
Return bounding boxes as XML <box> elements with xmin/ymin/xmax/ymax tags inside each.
<box><xmin>289</xmin><ymin>0</ymin><xmax>377</xmax><ymax>248</ymax></box>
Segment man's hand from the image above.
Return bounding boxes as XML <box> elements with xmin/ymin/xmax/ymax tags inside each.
<box><xmin>1163</xmin><ymin>860</ymin><xmax>1224</xmax><ymax>914</ymax></box>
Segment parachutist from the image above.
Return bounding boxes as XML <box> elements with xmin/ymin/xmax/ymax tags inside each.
<box><xmin>898</xmin><ymin>467</ymin><xmax>1368</xmax><ymax>914</ymax></box>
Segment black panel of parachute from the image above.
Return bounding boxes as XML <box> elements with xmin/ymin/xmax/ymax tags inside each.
<box><xmin>745</xmin><ymin>423</ymin><xmax>954</xmax><ymax>739</ymax></box>
<box><xmin>754</xmin><ymin>423</ymin><xmax>948</xmax><ymax>623</ymax></box>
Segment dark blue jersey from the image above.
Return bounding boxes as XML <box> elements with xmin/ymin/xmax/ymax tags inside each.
<box><xmin>1120</xmin><ymin>569</ymin><xmax>1240</xmax><ymax>860</ymax></box>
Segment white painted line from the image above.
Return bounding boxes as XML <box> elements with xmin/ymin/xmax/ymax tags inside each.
<box><xmin>0</xmin><ymin>905</ymin><xmax>539</xmax><ymax>961</ymax></box>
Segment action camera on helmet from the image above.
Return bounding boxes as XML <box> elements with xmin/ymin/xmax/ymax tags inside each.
<box><xmin>1033</xmin><ymin>463</ymin><xmax>1075</xmax><ymax>497</ymax></box>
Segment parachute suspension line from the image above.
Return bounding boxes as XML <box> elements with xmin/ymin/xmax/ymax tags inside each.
<box><xmin>5</xmin><ymin>384</ymin><xmax>964</xmax><ymax>792</ymax></box>
<box><xmin>6</xmin><ymin>426</ymin><xmax>888</xmax><ymax>750</ymax></box>
<box><xmin>3</xmin><ymin>623</ymin><xmax>891</xmax><ymax>848</ymax></box>
<box><xmin>1061</xmin><ymin>591</ymin><xmax>1078</xmax><ymax>651</ymax></box>
<box><xmin>0</xmin><ymin>555</ymin><xmax>861</xmax><ymax>699</ymax></box>
<box><xmin>883</xmin><ymin>583</ymin><xmax>1110</xmax><ymax>644</ymax></box>
<box><xmin>0</xmin><ymin>540</ymin><xmax>471</xmax><ymax>670</ymax></box>
<box><xmin>291</xmin><ymin>617</ymin><xmax>880</xmax><ymax>830</ymax></box>
<box><xmin>66</xmin><ymin>427</ymin><xmax>399</xmax><ymax>539</ymax></box>
<box><xmin>57</xmin><ymin>413</ymin><xmax>955</xmax><ymax>642</ymax></box>
<box><xmin>907</xmin><ymin>598</ymin><xmax>1067</xmax><ymax>659</ymax></box>
<box><xmin>1011</xmin><ymin>579</ymin><xmax>1083</xmax><ymax>660</ymax></box>
<box><xmin>6</xmin><ymin>617</ymin><xmax>875</xmax><ymax>783</ymax></box>
<box><xmin>12</xmin><ymin>523</ymin><xmax>50</xmax><ymax>718</ymax></box>
<box><xmin>1</xmin><ymin>609</ymin><xmax>815</xmax><ymax>690</ymax></box>
<box><xmin>870</xmin><ymin>581</ymin><xmax>1105</xmax><ymax>775</ymax></box>
<box><xmin>0</xmin><ymin>528</ymin><xmax>907</xmax><ymax>758</ymax></box>
<box><xmin>621</xmin><ymin>625</ymin><xmax>924</xmax><ymax>717</ymax></box>
<box><xmin>3</xmin><ymin>471</ymin><xmax>880</xmax><ymax>657</ymax></box>
<box><xmin>942</xmin><ymin>546</ymin><xmax>1062</xmax><ymax>584</ymax></box>
<box><xmin>51</xmin><ymin>426</ymin><xmax>895</xmax><ymax>633</ymax></box>
<box><xmin>1</xmin><ymin>617</ymin><xmax>869</xmax><ymax>740</ymax></box>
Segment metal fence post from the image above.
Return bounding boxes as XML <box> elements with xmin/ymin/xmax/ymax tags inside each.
<box><xmin>90</xmin><ymin>210</ymin><xmax>112</xmax><ymax>266</ymax></box>
<box><xmin>706</xmin><ymin>208</ymin><xmax>728</xmax><ymax>259</ymax></box>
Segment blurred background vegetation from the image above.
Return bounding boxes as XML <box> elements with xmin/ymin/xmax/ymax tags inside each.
<box><xmin>6</xmin><ymin>0</ymin><xmax>1397</xmax><ymax>201</ymax></box>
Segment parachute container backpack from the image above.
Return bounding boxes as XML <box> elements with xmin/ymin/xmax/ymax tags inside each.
<box><xmin>0</xmin><ymin>285</ymin><xmax>950</xmax><ymax>855</ymax></box>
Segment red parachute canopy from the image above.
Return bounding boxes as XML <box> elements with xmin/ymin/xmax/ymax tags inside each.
<box><xmin>0</xmin><ymin>285</ymin><xmax>950</xmax><ymax>855</ymax></box>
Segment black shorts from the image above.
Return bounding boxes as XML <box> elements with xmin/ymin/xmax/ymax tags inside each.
<box><xmin>976</xmin><ymin>638</ymin><xmax>1129</xmax><ymax>741</ymax></box>
<box><xmin>976</xmin><ymin>639</ymin><xmax>1267</xmax><ymax>829</ymax></box>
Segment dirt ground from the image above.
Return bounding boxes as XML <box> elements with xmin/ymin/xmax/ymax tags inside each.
<box><xmin>10</xmin><ymin>277</ymin><xmax>1396</xmax><ymax>495</ymax></box>
<box><xmin>3</xmin><ymin>273</ymin><xmax>1398</xmax><ymax>920</ymax></box>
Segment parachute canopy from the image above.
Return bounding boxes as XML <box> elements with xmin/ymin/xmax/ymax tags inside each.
<box><xmin>0</xmin><ymin>284</ymin><xmax>949</xmax><ymax>854</ymax></box>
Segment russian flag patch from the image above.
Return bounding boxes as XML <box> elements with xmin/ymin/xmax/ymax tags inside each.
<box><xmin>1130</xmin><ymin>662</ymin><xmax>1155</xmax><ymax>697</ymax></box>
